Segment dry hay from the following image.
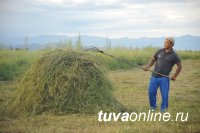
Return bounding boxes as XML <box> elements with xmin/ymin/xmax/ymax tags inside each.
<box><xmin>10</xmin><ymin>50</ymin><xmax>124</xmax><ymax>114</ymax></box>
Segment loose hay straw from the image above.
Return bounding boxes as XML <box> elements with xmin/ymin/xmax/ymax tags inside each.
<box><xmin>9</xmin><ymin>49</ymin><xmax>125</xmax><ymax>114</ymax></box>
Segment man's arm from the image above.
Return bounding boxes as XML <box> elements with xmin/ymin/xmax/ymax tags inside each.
<box><xmin>143</xmin><ymin>58</ymin><xmax>156</xmax><ymax>71</ymax></box>
<box><xmin>171</xmin><ymin>62</ymin><xmax>182</xmax><ymax>81</ymax></box>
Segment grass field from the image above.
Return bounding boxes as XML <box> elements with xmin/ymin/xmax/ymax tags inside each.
<box><xmin>0</xmin><ymin>48</ymin><xmax>200</xmax><ymax>132</ymax></box>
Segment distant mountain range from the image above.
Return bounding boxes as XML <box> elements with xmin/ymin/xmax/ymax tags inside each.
<box><xmin>0</xmin><ymin>34</ymin><xmax>199</xmax><ymax>51</ymax></box>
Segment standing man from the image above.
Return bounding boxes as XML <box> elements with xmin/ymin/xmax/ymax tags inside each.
<box><xmin>144</xmin><ymin>37</ymin><xmax>182</xmax><ymax>112</ymax></box>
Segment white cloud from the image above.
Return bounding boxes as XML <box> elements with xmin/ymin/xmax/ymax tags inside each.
<box><xmin>0</xmin><ymin>0</ymin><xmax>199</xmax><ymax>37</ymax></box>
<box><xmin>39</xmin><ymin>0</ymin><xmax>64</xmax><ymax>4</ymax></box>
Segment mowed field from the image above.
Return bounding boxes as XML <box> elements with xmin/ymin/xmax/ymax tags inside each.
<box><xmin>0</xmin><ymin>49</ymin><xmax>200</xmax><ymax>133</ymax></box>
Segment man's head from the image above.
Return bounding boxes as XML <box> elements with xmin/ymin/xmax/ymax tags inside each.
<box><xmin>164</xmin><ymin>37</ymin><xmax>175</xmax><ymax>49</ymax></box>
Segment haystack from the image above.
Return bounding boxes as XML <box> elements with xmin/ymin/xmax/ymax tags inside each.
<box><xmin>10</xmin><ymin>50</ymin><xmax>124</xmax><ymax>114</ymax></box>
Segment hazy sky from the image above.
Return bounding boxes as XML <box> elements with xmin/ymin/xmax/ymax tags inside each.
<box><xmin>0</xmin><ymin>0</ymin><xmax>200</xmax><ymax>38</ymax></box>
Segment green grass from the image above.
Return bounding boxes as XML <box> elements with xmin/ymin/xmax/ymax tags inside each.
<box><xmin>0</xmin><ymin>50</ymin><xmax>43</xmax><ymax>81</ymax></box>
<box><xmin>101</xmin><ymin>48</ymin><xmax>153</xmax><ymax>70</ymax></box>
<box><xmin>1</xmin><ymin>48</ymin><xmax>200</xmax><ymax>81</ymax></box>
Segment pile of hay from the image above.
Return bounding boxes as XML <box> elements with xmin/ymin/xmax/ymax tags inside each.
<box><xmin>10</xmin><ymin>50</ymin><xmax>124</xmax><ymax>114</ymax></box>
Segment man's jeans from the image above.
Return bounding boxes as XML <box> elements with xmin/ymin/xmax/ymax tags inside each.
<box><xmin>148</xmin><ymin>76</ymin><xmax>170</xmax><ymax>112</ymax></box>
